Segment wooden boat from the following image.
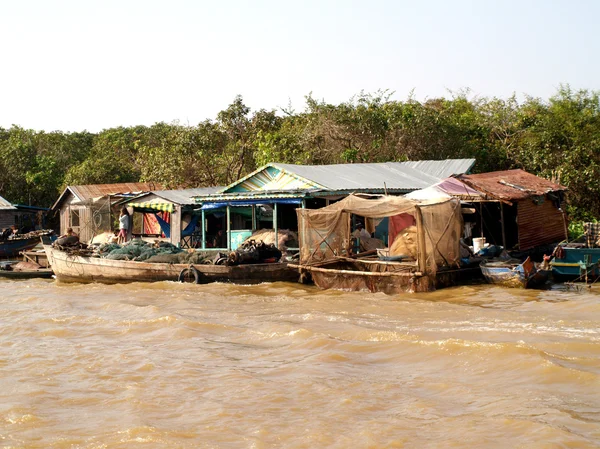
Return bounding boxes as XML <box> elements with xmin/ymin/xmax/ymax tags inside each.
<box><xmin>43</xmin><ymin>244</ymin><xmax>298</xmax><ymax>284</ymax></box>
<box><xmin>551</xmin><ymin>244</ymin><xmax>600</xmax><ymax>281</ymax></box>
<box><xmin>291</xmin><ymin>257</ymin><xmax>431</xmax><ymax>294</ymax></box>
<box><xmin>0</xmin><ymin>234</ymin><xmax>48</xmax><ymax>258</ymax></box>
<box><xmin>0</xmin><ymin>260</ymin><xmax>53</xmax><ymax>279</ymax></box>
<box><xmin>480</xmin><ymin>256</ymin><xmax>550</xmax><ymax>289</ymax></box>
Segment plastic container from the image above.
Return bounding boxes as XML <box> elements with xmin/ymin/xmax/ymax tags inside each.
<box><xmin>473</xmin><ymin>237</ymin><xmax>486</xmax><ymax>254</ymax></box>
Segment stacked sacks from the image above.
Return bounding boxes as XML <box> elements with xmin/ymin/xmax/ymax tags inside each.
<box><xmin>389</xmin><ymin>226</ymin><xmax>418</xmax><ymax>260</ymax></box>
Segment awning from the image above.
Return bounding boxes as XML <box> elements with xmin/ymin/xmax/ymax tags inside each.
<box><xmin>201</xmin><ymin>198</ymin><xmax>302</xmax><ymax>210</ymax></box>
<box><xmin>128</xmin><ymin>202</ymin><xmax>174</xmax><ymax>213</ymax></box>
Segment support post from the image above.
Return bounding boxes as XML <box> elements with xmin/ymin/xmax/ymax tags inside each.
<box><xmin>201</xmin><ymin>209</ymin><xmax>206</xmax><ymax>249</ymax></box>
<box><xmin>252</xmin><ymin>205</ymin><xmax>257</xmax><ymax>231</ymax></box>
<box><xmin>415</xmin><ymin>206</ymin><xmax>427</xmax><ymax>274</ymax></box>
<box><xmin>500</xmin><ymin>202</ymin><xmax>507</xmax><ymax>249</ymax></box>
<box><xmin>108</xmin><ymin>195</ymin><xmax>112</xmax><ymax>233</ymax></box>
<box><xmin>171</xmin><ymin>206</ymin><xmax>181</xmax><ymax>247</ymax></box>
<box><xmin>274</xmin><ymin>202</ymin><xmax>279</xmax><ymax>249</ymax></box>
<box><xmin>226</xmin><ymin>205</ymin><xmax>231</xmax><ymax>250</ymax></box>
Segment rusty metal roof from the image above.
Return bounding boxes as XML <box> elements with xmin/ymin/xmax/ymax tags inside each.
<box><xmin>52</xmin><ymin>182</ymin><xmax>162</xmax><ymax>210</ymax></box>
<box><xmin>457</xmin><ymin>170</ymin><xmax>566</xmax><ymax>202</ymax></box>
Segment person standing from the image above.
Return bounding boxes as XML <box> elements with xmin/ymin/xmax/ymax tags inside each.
<box><xmin>118</xmin><ymin>207</ymin><xmax>130</xmax><ymax>244</ymax></box>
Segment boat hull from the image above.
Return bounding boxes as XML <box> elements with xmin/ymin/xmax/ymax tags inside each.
<box><xmin>551</xmin><ymin>246</ymin><xmax>600</xmax><ymax>281</ymax></box>
<box><xmin>480</xmin><ymin>259</ymin><xmax>550</xmax><ymax>289</ymax></box>
<box><xmin>0</xmin><ymin>236</ymin><xmax>44</xmax><ymax>258</ymax></box>
<box><xmin>0</xmin><ymin>268</ymin><xmax>54</xmax><ymax>280</ymax></box>
<box><xmin>43</xmin><ymin>245</ymin><xmax>298</xmax><ymax>284</ymax></box>
<box><xmin>290</xmin><ymin>259</ymin><xmax>432</xmax><ymax>294</ymax></box>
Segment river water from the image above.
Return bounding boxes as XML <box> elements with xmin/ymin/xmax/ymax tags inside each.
<box><xmin>0</xmin><ymin>278</ymin><xmax>599</xmax><ymax>448</ymax></box>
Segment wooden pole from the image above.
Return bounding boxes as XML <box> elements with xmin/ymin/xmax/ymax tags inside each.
<box><xmin>226</xmin><ymin>205</ymin><xmax>231</xmax><ymax>250</ymax></box>
<box><xmin>108</xmin><ymin>195</ymin><xmax>112</xmax><ymax>233</ymax></box>
<box><xmin>201</xmin><ymin>209</ymin><xmax>206</xmax><ymax>249</ymax></box>
<box><xmin>415</xmin><ymin>206</ymin><xmax>427</xmax><ymax>274</ymax></box>
<box><xmin>500</xmin><ymin>202</ymin><xmax>507</xmax><ymax>249</ymax></box>
<box><xmin>274</xmin><ymin>202</ymin><xmax>279</xmax><ymax>249</ymax></box>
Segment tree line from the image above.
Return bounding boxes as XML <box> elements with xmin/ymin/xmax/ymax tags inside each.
<box><xmin>1</xmin><ymin>85</ymin><xmax>599</xmax><ymax>220</ymax></box>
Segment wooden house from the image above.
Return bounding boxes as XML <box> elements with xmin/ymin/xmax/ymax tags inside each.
<box><xmin>0</xmin><ymin>194</ymin><xmax>48</xmax><ymax>233</ymax></box>
<box><xmin>51</xmin><ymin>183</ymin><xmax>160</xmax><ymax>243</ymax></box>
<box><xmin>192</xmin><ymin>159</ymin><xmax>476</xmax><ymax>251</ymax></box>
<box><xmin>121</xmin><ymin>187</ymin><xmax>220</xmax><ymax>247</ymax></box>
<box><xmin>457</xmin><ymin>169</ymin><xmax>568</xmax><ymax>251</ymax></box>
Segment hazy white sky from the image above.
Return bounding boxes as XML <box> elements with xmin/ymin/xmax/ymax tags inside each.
<box><xmin>1</xmin><ymin>0</ymin><xmax>597</xmax><ymax>132</ymax></box>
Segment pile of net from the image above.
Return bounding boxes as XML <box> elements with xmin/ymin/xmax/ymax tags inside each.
<box><xmin>245</xmin><ymin>229</ymin><xmax>298</xmax><ymax>250</ymax></box>
<box><xmin>97</xmin><ymin>239</ymin><xmax>212</xmax><ymax>264</ymax></box>
<box><xmin>226</xmin><ymin>239</ymin><xmax>282</xmax><ymax>265</ymax></box>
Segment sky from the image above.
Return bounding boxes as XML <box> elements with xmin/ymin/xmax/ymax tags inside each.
<box><xmin>1</xmin><ymin>0</ymin><xmax>598</xmax><ymax>132</ymax></box>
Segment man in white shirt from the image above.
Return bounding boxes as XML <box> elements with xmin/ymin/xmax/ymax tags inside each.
<box><xmin>352</xmin><ymin>223</ymin><xmax>370</xmax><ymax>239</ymax></box>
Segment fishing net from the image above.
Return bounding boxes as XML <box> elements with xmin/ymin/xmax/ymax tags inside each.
<box><xmin>297</xmin><ymin>194</ymin><xmax>463</xmax><ymax>279</ymax></box>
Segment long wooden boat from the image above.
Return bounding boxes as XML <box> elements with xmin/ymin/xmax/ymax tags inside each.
<box><xmin>43</xmin><ymin>245</ymin><xmax>299</xmax><ymax>284</ymax></box>
<box><xmin>0</xmin><ymin>235</ymin><xmax>46</xmax><ymax>258</ymax></box>
<box><xmin>480</xmin><ymin>256</ymin><xmax>550</xmax><ymax>289</ymax></box>
<box><xmin>551</xmin><ymin>244</ymin><xmax>600</xmax><ymax>281</ymax></box>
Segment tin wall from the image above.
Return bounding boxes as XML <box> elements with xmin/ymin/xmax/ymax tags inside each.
<box><xmin>517</xmin><ymin>199</ymin><xmax>567</xmax><ymax>250</ymax></box>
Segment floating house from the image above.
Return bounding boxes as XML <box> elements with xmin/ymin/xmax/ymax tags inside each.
<box><xmin>192</xmin><ymin>160</ymin><xmax>476</xmax><ymax>251</ymax></box>
<box><xmin>456</xmin><ymin>169</ymin><xmax>567</xmax><ymax>251</ymax></box>
<box><xmin>51</xmin><ymin>182</ymin><xmax>160</xmax><ymax>243</ymax></box>
<box><xmin>0</xmin><ymin>194</ymin><xmax>49</xmax><ymax>232</ymax></box>
<box><xmin>293</xmin><ymin>193</ymin><xmax>464</xmax><ymax>293</ymax></box>
<box><xmin>122</xmin><ymin>187</ymin><xmax>220</xmax><ymax>247</ymax></box>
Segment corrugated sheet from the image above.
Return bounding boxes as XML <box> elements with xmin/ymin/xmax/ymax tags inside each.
<box><xmin>194</xmin><ymin>190</ymin><xmax>313</xmax><ymax>202</ymax></box>
<box><xmin>401</xmin><ymin>159</ymin><xmax>476</xmax><ymax>178</ymax></box>
<box><xmin>458</xmin><ymin>170</ymin><xmax>566</xmax><ymax>202</ymax></box>
<box><xmin>149</xmin><ymin>187</ymin><xmax>221</xmax><ymax>205</ymax></box>
<box><xmin>518</xmin><ymin>199</ymin><xmax>567</xmax><ymax>250</ymax></box>
<box><xmin>220</xmin><ymin>159</ymin><xmax>476</xmax><ymax>194</ymax></box>
<box><xmin>70</xmin><ymin>183</ymin><xmax>161</xmax><ymax>200</ymax></box>
<box><xmin>275</xmin><ymin>162</ymin><xmax>440</xmax><ymax>191</ymax></box>
<box><xmin>0</xmin><ymin>195</ymin><xmax>16</xmax><ymax>210</ymax></box>
<box><xmin>53</xmin><ymin>182</ymin><xmax>162</xmax><ymax>210</ymax></box>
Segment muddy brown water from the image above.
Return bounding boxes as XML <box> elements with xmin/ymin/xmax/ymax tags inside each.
<box><xmin>1</xmin><ymin>279</ymin><xmax>599</xmax><ymax>448</ymax></box>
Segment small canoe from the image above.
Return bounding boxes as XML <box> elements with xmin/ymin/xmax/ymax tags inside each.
<box><xmin>480</xmin><ymin>256</ymin><xmax>550</xmax><ymax>289</ymax></box>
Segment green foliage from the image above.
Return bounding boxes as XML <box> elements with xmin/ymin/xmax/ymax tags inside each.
<box><xmin>568</xmin><ymin>221</ymin><xmax>586</xmax><ymax>240</ymax></box>
<box><xmin>1</xmin><ymin>86</ymin><xmax>600</xmax><ymax>223</ymax></box>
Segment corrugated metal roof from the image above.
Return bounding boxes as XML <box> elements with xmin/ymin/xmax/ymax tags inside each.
<box><xmin>271</xmin><ymin>162</ymin><xmax>444</xmax><ymax>191</ymax></box>
<box><xmin>0</xmin><ymin>195</ymin><xmax>17</xmax><ymax>210</ymax></box>
<box><xmin>399</xmin><ymin>159</ymin><xmax>476</xmax><ymax>178</ymax></box>
<box><xmin>457</xmin><ymin>170</ymin><xmax>566</xmax><ymax>202</ymax></box>
<box><xmin>149</xmin><ymin>187</ymin><xmax>221</xmax><ymax>205</ymax></box>
<box><xmin>194</xmin><ymin>189</ymin><xmax>314</xmax><ymax>202</ymax></box>
<box><xmin>220</xmin><ymin>159</ymin><xmax>476</xmax><ymax>194</ymax></box>
<box><xmin>70</xmin><ymin>182</ymin><xmax>161</xmax><ymax>200</ymax></box>
<box><xmin>52</xmin><ymin>182</ymin><xmax>162</xmax><ymax>210</ymax></box>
